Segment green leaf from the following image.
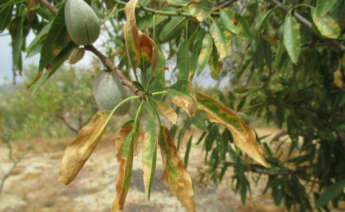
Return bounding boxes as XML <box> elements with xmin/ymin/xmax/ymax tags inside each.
<box><xmin>312</xmin><ymin>8</ymin><xmax>341</xmax><ymax>39</ymax></box>
<box><xmin>253</xmin><ymin>8</ymin><xmax>273</xmax><ymax>35</ymax></box>
<box><xmin>316</xmin><ymin>179</ymin><xmax>345</xmax><ymax>208</ymax></box>
<box><xmin>209</xmin><ymin>49</ymin><xmax>222</xmax><ymax>80</ymax></box>
<box><xmin>159</xmin><ymin>16</ymin><xmax>186</xmax><ymax>42</ymax></box>
<box><xmin>31</xmin><ymin>42</ymin><xmax>76</xmax><ymax>93</ymax></box>
<box><xmin>283</xmin><ymin>14</ymin><xmax>301</xmax><ymax>64</ymax></box>
<box><xmin>210</xmin><ymin>19</ymin><xmax>231</xmax><ymax>61</ymax></box>
<box><xmin>188</xmin><ymin>0</ymin><xmax>213</xmax><ymax>22</ymax></box>
<box><xmin>142</xmin><ymin>103</ymin><xmax>158</xmax><ymax>199</ymax></box>
<box><xmin>220</xmin><ymin>9</ymin><xmax>241</xmax><ymax>34</ymax></box>
<box><xmin>235</xmin><ymin>14</ymin><xmax>252</xmax><ymax>38</ymax></box>
<box><xmin>316</xmin><ymin>0</ymin><xmax>338</xmax><ymax>16</ymax></box>
<box><xmin>196</xmin><ymin>33</ymin><xmax>213</xmax><ymax>75</ymax></box>
<box><xmin>0</xmin><ymin>4</ymin><xmax>13</xmax><ymax>32</ymax></box>
<box><xmin>184</xmin><ymin>135</ymin><xmax>193</xmax><ymax>168</ymax></box>
<box><xmin>39</xmin><ymin>5</ymin><xmax>70</xmax><ymax>71</ymax></box>
<box><xmin>9</xmin><ymin>6</ymin><xmax>25</xmax><ymax>73</ymax></box>
<box><xmin>177</xmin><ymin>40</ymin><xmax>191</xmax><ymax>80</ymax></box>
<box><xmin>26</xmin><ymin>22</ymin><xmax>52</xmax><ymax>56</ymax></box>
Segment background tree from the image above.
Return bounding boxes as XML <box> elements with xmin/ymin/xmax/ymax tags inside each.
<box><xmin>1</xmin><ymin>0</ymin><xmax>345</xmax><ymax>211</ymax></box>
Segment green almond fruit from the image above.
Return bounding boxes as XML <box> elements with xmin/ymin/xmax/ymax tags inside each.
<box><xmin>65</xmin><ymin>0</ymin><xmax>100</xmax><ymax>45</ymax></box>
<box><xmin>93</xmin><ymin>71</ymin><xmax>130</xmax><ymax>115</ymax></box>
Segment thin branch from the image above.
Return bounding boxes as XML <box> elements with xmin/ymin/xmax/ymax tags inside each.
<box><xmin>78</xmin><ymin>111</ymin><xmax>83</xmax><ymax>131</ymax></box>
<box><xmin>247</xmin><ymin>164</ymin><xmax>314</xmax><ymax>182</ymax></box>
<box><xmin>5</xmin><ymin>142</ymin><xmax>14</xmax><ymax>162</ymax></box>
<box><xmin>56</xmin><ymin>115</ymin><xmax>79</xmax><ymax>134</ymax></box>
<box><xmin>0</xmin><ymin>144</ymin><xmax>29</xmax><ymax>193</ymax></box>
<box><xmin>84</xmin><ymin>45</ymin><xmax>144</xmax><ymax>96</ymax></box>
<box><xmin>270</xmin><ymin>0</ymin><xmax>345</xmax><ymax>52</ymax></box>
<box><xmin>215</xmin><ymin>0</ymin><xmax>239</xmax><ymax>10</ymax></box>
<box><xmin>270</xmin><ymin>130</ymin><xmax>288</xmax><ymax>143</ymax></box>
<box><xmin>113</xmin><ymin>0</ymin><xmax>193</xmax><ymax>17</ymax></box>
<box><xmin>39</xmin><ymin>0</ymin><xmax>57</xmax><ymax>15</ymax></box>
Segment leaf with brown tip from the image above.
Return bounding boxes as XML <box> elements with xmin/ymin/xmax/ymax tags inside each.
<box><xmin>156</xmin><ymin>100</ymin><xmax>177</xmax><ymax>124</ymax></box>
<box><xmin>159</xmin><ymin>127</ymin><xmax>196</xmax><ymax>212</ymax></box>
<box><xmin>168</xmin><ymin>89</ymin><xmax>197</xmax><ymax>117</ymax></box>
<box><xmin>112</xmin><ymin>121</ymin><xmax>145</xmax><ymax>212</ymax></box>
<box><xmin>196</xmin><ymin>92</ymin><xmax>269</xmax><ymax>167</ymax></box>
<box><xmin>123</xmin><ymin>0</ymin><xmax>158</xmax><ymax>72</ymax></box>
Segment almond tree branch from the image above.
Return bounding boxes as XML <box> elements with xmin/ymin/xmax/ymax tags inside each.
<box><xmin>56</xmin><ymin>115</ymin><xmax>79</xmax><ymax>134</ymax></box>
<box><xmin>0</xmin><ymin>143</ymin><xmax>29</xmax><ymax>193</ymax></box>
<box><xmin>39</xmin><ymin>0</ymin><xmax>57</xmax><ymax>15</ymax></box>
<box><xmin>270</xmin><ymin>0</ymin><xmax>345</xmax><ymax>52</ymax></box>
<box><xmin>84</xmin><ymin>45</ymin><xmax>143</xmax><ymax>96</ymax></box>
<box><xmin>113</xmin><ymin>0</ymin><xmax>193</xmax><ymax>17</ymax></box>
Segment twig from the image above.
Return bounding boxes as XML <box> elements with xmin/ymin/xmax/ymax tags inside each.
<box><xmin>270</xmin><ymin>0</ymin><xmax>345</xmax><ymax>52</ymax></box>
<box><xmin>39</xmin><ymin>0</ymin><xmax>57</xmax><ymax>15</ymax></box>
<box><xmin>56</xmin><ymin>115</ymin><xmax>79</xmax><ymax>134</ymax></box>
<box><xmin>270</xmin><ymin>130</ymin><xmax>288</xmax><ymax>143</ymax></box>
<box><xmin>113</xmin><ymin>0</ymin><xmax>193</xmax><ymax>17</ymax></box>
<box><xmin>0</xmin><ymin>144</ymin><xmax>29</xmax><ymax>193</ymax></box>
<box><xmin>215</xmin><ymin>0</ymin><xmax>239</xmax><ymax>10</ymax></box>
<box><xmin>247</xmin><ymin>164</ymin><xmax>314</xmax><ymax>182</ymax></box>
<box><xmin>84</xmin><ymin>45</ymin><xmax>143</xmax><ymax>96</ymax></box>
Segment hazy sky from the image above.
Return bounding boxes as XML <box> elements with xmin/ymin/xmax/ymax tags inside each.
<box><xmin>0</xmin><ymin>34</ymin><xmax>16</xmax><ymax>84</ymax></box>
<box><xmin>0</xmin><ymin>32</ymin><xmax>40</xmax><ymax>85</ymax></box>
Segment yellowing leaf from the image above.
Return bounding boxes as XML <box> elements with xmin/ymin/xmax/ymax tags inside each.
<box><xmin>311</xmin><ymin>8</ymin><xmax>341</xmax><ymax>39</ymax></box>
<box><xmin>159</xmin><ymin>127</ymin><xmax>196</xmax><ymax>212</ymax></box>
<box><xmin>123</xmin><ymin>0</ymin><xmax>158</xmax><ymax>71</ymax></box>
<box><xmin>142</xmin><ymin>104</ymin><xmax>158</xmax><ymax>199</ymax></box>
<box><xmin>196</xmin><ymin>92</ymin><xmax>269</xmax><ymax>167</ymax></box>
<box><xmin>209</xmin><ymin>50</ymin><xmax>223</xmax><ymax>80</ymax></box>
<box><xmin>59</xmin><ymin>111</ymin><xmax>110</xmax><ymax>185</ymax></box>
<box><xmin>210</xmin><ymin>19</ymin><xmax>231</xmax><ymax>60</ymax></box>
<box><xmin>188</xmin><ymin>0</ymin><xmax>213</xmax><ymax>22</ymax></box>
<box><xmin>196</xmin><ymin>33</ymin><xmax>213</xmax><ymax>75</ymax></box>
<box><xmin>334</xmin><ymin>69</ymin><xmax>345</xmax><ymax>90</ymax></box>
<box><xmin>156</xmin><ymin>100</ymin><xmax>177</xmax><ymax>124</ymax></box>
<box><xmin>112</xmin><ymin>121</ymin><xmax>144</xmax><ymax>212</ymax></box>
<box><xmin>168</xmin><ymin>89</ymin><xmax>197</xmax><ymax>117</ymax></box>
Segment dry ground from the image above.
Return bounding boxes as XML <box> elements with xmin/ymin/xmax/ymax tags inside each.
<box><xmin>0</xmin><ymin>128</ymin><xmax>343</xmax><ymax>212</ymax></box>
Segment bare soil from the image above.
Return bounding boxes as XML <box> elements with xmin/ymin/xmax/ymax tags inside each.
<box><xmin>0</xmin><ymin>128</ymin><xmax>343</xmax><ymax>212</ymax></box>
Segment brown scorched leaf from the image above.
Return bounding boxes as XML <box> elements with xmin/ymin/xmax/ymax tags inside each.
<box><xmin>196</xmin><ymin>92</ymin><xmax>269</xmax><ymax>167</ymax></box>
<box><xmin>159</xmin><ymin>127</ymin><xmax>196</xmax><ymax>212</ymax></box>
<box><xmin>156</xmin><ymin>100</ymin><xmax>177</xmax><ymax>124</ymax></box>
<box><xmin>123</xmin><ymin>0</ymin><xmax>158</xmax><ymax>72</ymax></box>
<box><xmin>59</xmin><ymin>111</ymin><xmax>111</xmax><ymax>185</ymax></box>
<box><xmin>168</xmin><ymin>89</ymin><xmax>197</xmax><ymax>117</ymax></box>
<box><xmin>112</xmin><ymin>121</ymin><xmax>144</xmax><ymax>212</ymax></box>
